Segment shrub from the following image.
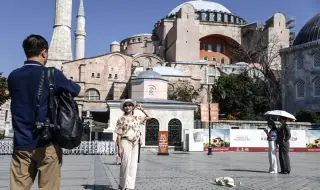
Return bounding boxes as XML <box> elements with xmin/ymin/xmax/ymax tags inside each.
<box><xmin>296</xmin><ymin>110</ymin><xmax>320</xmax><ymax>123</ymax></box>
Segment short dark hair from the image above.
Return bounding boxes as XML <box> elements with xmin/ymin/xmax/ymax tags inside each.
<box><xmin>23</xmin><ymin>34</ymin><xmax>49</xmax><ymax>58</ymax></box>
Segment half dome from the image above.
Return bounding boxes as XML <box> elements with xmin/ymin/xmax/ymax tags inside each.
<box><xmin>168</xmin><ymin>0</ymin><xmax>231</xmax><ymax>16</ymax></box>
<box><xmin>293</xmin><ymin>13</ymin><xmax>320</xmax><ymax>46</ymax></box>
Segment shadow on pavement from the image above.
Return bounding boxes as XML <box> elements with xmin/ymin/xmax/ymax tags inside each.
<box><xmin>82</xmin><ymin>185</ymin><xmax>115</xmax><ymax>190</ymax></box>
<box><xmin>103</xmin><ymin>163</ymin><xmax>120</xmax><ymax>166</ymax></box>
<box><xmin>223</xmin><ymin>169</ymin><xmax>268</xmax><ymax>173</ymax></box>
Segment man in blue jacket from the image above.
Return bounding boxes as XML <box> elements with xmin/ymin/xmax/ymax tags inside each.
<box><xmin>8</xmin><ymin>34</ymin><xmax>81</xmax><ymax>190</ymax></box>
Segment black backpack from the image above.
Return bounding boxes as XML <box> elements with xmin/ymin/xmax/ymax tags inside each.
<box><xmin>46</xmin><ymin>67</ymin><xmax>83</xmax><ymax>149</ymax></box>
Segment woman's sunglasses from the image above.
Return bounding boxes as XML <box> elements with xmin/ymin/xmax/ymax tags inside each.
<box><xmin>124</xmin><ymin>104</ymin><xmax>133</xmax><ymax>108</ymax></box>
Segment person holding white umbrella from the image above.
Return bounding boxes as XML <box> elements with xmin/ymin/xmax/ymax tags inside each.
<box><xmin>278</xmin><ymin>116</ymin><xmax>292</xmax><ymax>174</ymax></box>
<box><xmin>265</xmin><ymin>110</ymin><xmax>294</xmax><ymax>175</ymax></box>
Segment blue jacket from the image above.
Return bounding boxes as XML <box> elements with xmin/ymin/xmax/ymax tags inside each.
<box><xmin>8</xmin><ymin>60</ymin><xmax>80</xmax><ymax>150</ymax></box>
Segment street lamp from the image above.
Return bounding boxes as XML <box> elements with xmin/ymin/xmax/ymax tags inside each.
<box><xmin>207</xmin><ymin>90</ymin><xmax>226</xmax><ymax>156</ymax></box>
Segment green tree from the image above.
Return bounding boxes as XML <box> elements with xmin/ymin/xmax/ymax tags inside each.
<box><xmin>168</xmin><ymin>80</ymin><xmax>201</xmax><ymax>102</ymax></box>
<box><xmin>212</xmin><ymin>72</ymin><xmax>271</xmax><ymax>120</ymax></box>
<box><xmin>296</xmin><ymin>110</ymin><xmax>320</xmax><ymax>123</ymax></box>
<box><xmin>0</xmin><ymin>72</ymin><xmax>9</xmax><ymax>106</ymax></box>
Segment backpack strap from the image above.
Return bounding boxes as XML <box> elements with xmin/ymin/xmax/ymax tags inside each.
<box><xmin>47</xmin><ymin>67</ymin><xmax>56</xmax><ymax>125</ymax></box>
<box><xmin>35</xmin><ymin>69</ymin><xmax>45</xmax><ymax>126</ymax></box>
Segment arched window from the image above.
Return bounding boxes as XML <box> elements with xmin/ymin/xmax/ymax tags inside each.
<box><xmin>211</xmin><ymin>42</ymin><xmax>217</xmax><ymax>52</ymax></box>
<box><xmin>212</xmin><ymin>57</ymin><xmax>216</xmax><ymax>62</ymax></box>
<box><xmin>217</xmin><ymin>44</ymin><xmax>221</xmax><ymax>53</ymax></box>
<box><xmin>204</xmin><ymin>56</ymin><xmax>208</xmax><ymax>61</ymax></box>
<box><xmin>85</xmin><ymin>89</ymin><xmax>100</xmax><ymax>101</ymax></box>
<box><xmin>314</xmin><ymin>53</ymin><xmax>320</xmax><ymax>68</ymax></box>
<box><xmin>313</xmin><ymin>77</ymin><xmax>320</xmax><ymax>97</ymax></box>
<box><xmin>145</xmin><ymin>118</ymin><xmax>160</xmax><ymax>146</ymax></box>
<box><xmin>148</xmin><ymin>85</ymin><xmax>156</xmax><ymax>96</ymax></box>
<box><xmin>209</xmin><ymin>13</ymin><xmax>215</xmax><ymax>21</ymax></box>
<box><xmin>296</xmin><ymin>56</ymin><xmax>303</xmax><ymax>70</ymax></box>
<box><xmin>221</xmin><ymin>57</ymin><xmax>225</xmax><ymax>64</ymax></box>
<box><xmin>204</xmin><ymin>44</ymin><xmax>209</xmax><ymax>51</ymax></box>
<box><xmin>217</xmin><ymin>13</ymin><xmax>222</xmax><ymax>22</ymax></box>
<box><xmin>220</xmin><ymin>45</ymin><xmax>224</xmax><ymax>54</ymax></box>
<box><xmin>296</xmin><ymin>79</ymin><xmax>305</xmax><ymax>98</ymax></box>
<box><xmin>201</xmin><ymin>12</ymin><xmax>207</xmax><ymax>21</ymax></box>
<box><xmin>208</xmin><ymin>65</ymin><xmax>215</xmax><ymax>75</ymax></box>
<box><xmin>168</xmin><ymin>119</ymin><xmax>182</xmax><ymax>146</ymax></box>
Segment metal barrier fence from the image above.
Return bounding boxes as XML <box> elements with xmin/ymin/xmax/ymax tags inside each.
<box><xmin>0</xmin><ymin>141</ymin><xmax>116</xmax><ymax>155</ymax></box>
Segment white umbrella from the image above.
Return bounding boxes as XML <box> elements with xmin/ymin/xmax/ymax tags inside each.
<box><xmin>264</xmin><ymin>110</ymin><xmax>296</xmax><ymax>121</ymax></box>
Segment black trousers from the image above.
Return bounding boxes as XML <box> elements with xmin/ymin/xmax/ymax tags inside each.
<box><xmin>279</xmin><ymin>141</ymin><xmax>291</xmax><ymax>172</ymax></box>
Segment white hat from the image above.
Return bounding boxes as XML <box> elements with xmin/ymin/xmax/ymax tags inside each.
<box><xmin>120</xmin><ymin>99</ymin><xmax>136</xmax><ymax>112</ymax></box>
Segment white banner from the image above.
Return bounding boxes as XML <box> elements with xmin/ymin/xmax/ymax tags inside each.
<box><xmin>188</xmin><ymin>129</ymin><xmax>204</xmax><ymax>152</ymax></box>
<box><xmin>230</xmin><ymin>129</ymin><xmax>306</xmax><ymax>148</ymax></box>
<box><xmin>289</xmin><ymin>130</ymin><xmax>306</xmax><ymax>148</ymax></box>
<box><xmin>230</xmin><ymin>129</ymin><xmax>268</xmax><ymax>147</ymax></box>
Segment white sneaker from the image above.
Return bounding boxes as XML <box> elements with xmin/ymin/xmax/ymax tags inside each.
<box><xmin>269</xmin><ymin>171</ymin><xmax>276</xmax><ymax>174</ymax></box>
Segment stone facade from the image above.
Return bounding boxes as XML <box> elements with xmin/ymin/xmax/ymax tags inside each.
<box><xmin>280</xmin><ymin>41</ymin><xmax>320</xmax><ymax>114</ymax></box>
<box><xmin>62</xmin><ymin>52</ymin><xmax>133</xmax><ymax>113</ymax></box>
<box><xmin>149</xmin><ymin>1</ymin><xmax>289</xmax><ymax>70</ymax></box>
<box><xmin>46</xmin><ymin>0</ymin><xmax>73</xmax><ymax>69</ymax></box>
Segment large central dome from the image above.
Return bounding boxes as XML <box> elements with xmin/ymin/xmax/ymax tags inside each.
<box><xmin>168</xmin><ymin>0</ymin><xmax>231</xmax><ymax>16</ymax></box>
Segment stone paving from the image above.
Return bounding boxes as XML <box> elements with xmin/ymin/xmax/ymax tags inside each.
<box><xmin>0</xmin><ymin>152</ymin><xmax>319</xmax><ymax>190</ymax></box>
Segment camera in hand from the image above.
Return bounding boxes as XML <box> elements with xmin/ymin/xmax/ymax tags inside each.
<box><xmin>36</xmin><ymin>119</ymin><xmax>52</xmax><ymax>141</ymax></box>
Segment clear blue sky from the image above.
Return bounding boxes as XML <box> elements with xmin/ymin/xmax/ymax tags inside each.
<box><xmin>0</xmin><ymin>0</ymin><xmax>318</xmax><ymax>77</ymax></box>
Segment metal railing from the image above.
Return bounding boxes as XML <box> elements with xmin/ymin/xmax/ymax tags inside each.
<box><xmin>0</xmin><ymin>140</ymin><xmax>116</xmax><ymax>155</ymax></box>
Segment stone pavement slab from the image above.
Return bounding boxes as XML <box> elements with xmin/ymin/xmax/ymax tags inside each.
<box><xmin>102</xmin><ymin>152</ymin><xmax>320</xmax><ymax>190</ymax></box>
<box><xmin>0</xmin><ymin>152</ymin><xmax>319</xmax><ymax>190</ymax></box>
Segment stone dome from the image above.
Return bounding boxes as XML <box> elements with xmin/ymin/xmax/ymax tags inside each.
<box><xmin>110</xmin><ymin>41</ymin><xmax>120</xmax><ymax>45</ymax></box>
<box><xmin>168</xmin><ymin>0</ymin><xmax>231</xmax><ymax>16</ymax></box>
<box><xmin>136</xmin><ymin>68</ymin><xmax>162</xmax><ymax>79</ymax></box>
<box><xmin>293</xmin><ymin>13</ymin><xmax>320</xmax><ymax>46</ymax></box>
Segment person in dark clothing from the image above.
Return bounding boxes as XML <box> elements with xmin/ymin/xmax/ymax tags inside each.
<box><xmin>278</xmin><ymin>116</ymin><xmax>291</xmax><ymax>174</ymax></box>
<box><xmin>8</xmin><ymin>34</ymin><xmax>80</xmax><ymax>189</ymax></box>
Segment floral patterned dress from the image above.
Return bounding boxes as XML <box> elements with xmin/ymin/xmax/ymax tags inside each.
<box><xmin>115</xmin><ymin>115</ymin><xmax>147</xmax><ymax>145</ymax></box>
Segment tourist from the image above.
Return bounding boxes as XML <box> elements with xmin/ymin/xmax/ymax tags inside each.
<box><xmin>278</xmin><ymin>116</ymin><xmax>291</xmax><ymax>174</ymax></box>
<box><xmin>264</xmin><ymin>120</ymin><xmax>278</xmax><ymax>174</ymax></box>
<box><xmin>115</xmin><ymin>99</ymin><xmax>150</xmax><ymax>190</ymax></box>
<box><xmin>8</xmin><ymin>34</ymin><xmax>80</xmax><ymax>189</ymax></box>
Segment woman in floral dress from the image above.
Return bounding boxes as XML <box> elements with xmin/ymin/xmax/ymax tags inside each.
<box><xmin>115</xmin><ymin>99</ymin><xmax>150</xmax><ymax>190</ymax></box>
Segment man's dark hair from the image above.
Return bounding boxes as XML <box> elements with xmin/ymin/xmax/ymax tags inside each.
<box><xmin>22</xmin><ymin>34</ymin><xmax>49</xmax><ymax>58</ymax></box>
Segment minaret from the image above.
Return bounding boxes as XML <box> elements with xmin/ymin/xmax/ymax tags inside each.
<box><xmin>75</xmin><ymin>0</ymin><xmax>86</xmax><ymax>60</ymax></box>
<box><xmin>46</xmin><ymin>0</ymin><xmax>73</xmax><ymax>69</ymax></box>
